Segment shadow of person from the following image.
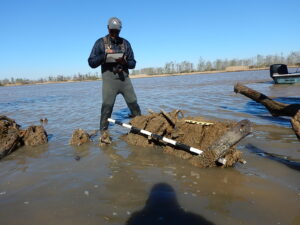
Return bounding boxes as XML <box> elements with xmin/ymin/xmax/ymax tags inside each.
<box><xmin>126</xmin><ymin>183</ymin><xmax>214</xmax><ymax>225</ymax></box>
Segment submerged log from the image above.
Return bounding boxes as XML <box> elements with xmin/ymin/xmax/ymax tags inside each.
<box><xmin>234</xmin><ymin>83</ymin><xmax>300</xmax><ymax>140</ymax></box>
<box><xmin>234</xmin><ymin>83</ymin><xmax>300</xmax><ymax>117</ymax></box>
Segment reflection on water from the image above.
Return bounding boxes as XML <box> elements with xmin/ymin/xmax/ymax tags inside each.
<box><xmin>0</xmin><ymin>70</ymin><xmax>300</xmax><ymax>225</ymax></box>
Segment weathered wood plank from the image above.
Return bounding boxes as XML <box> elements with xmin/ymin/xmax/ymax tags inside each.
<box><xmin>209</xmin><ymin>119</ymin><xmax>252</xmax><ymax>160</ymax></box>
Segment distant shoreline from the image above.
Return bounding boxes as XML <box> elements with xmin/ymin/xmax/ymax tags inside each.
<box><xmin>129</xmin><ymin>67</ymin><xmax>270</xmax><ymax>79</ymax></box>
<box><xmin>0</xmin><ymin>67</ymin><xmax>271</xmax><ymax>87</ymax></box>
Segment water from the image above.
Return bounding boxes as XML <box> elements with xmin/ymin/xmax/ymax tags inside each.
<box><xmin>0</xmin><ymin>70</ymin><xmax>300</xmax><ymax>225</ymax></box>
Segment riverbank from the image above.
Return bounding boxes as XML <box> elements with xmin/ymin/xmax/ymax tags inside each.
<box><xmin>129</xmin><ymin>67</ymin><xmax>270</xmax><ymax>79</ymax></box>
<box><xmin>1</xmin><ymin>67</ymin><xmax>271</xmax><ymax>87</ymax></box>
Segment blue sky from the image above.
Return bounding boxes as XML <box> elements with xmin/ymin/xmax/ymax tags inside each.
<box><xmin>0</xmin><ymin>0</ymin><xmax>299</xmax><ymax>80</ymax></box>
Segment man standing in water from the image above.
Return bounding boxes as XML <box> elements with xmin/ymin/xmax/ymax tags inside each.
<box><xmin>88</xmin><ymin>17</ymin><xmax>141</xmax><ymax>144</ymax></box>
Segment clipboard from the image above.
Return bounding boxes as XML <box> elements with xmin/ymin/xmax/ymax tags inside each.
<box><xmin>105</xmin><ymin>53</ymin><xmax>125</xmax><ymax>63</ymax></box>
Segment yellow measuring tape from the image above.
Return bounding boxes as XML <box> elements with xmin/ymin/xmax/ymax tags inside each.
<box><xmin>185</xmin><ymin>120</ymin><xmax>214</xmax><ymax>126</ymax></box>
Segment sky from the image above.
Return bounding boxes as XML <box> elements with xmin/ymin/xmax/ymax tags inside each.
<box><xmin>0</xmin><ymin>0</ymin><xmax>299</xmax><ymax>80</ymax></box>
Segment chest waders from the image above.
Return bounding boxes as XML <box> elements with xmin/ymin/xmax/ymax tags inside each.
<box><xmin>100</xmin><ymin>36</ymin><xmax>141</xmax><ymax>131</ymax></box>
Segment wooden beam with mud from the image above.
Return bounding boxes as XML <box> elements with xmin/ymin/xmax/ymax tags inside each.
<box><xmin>208</xmin><ymin>119</ymin><xmax>252</xmax><ymax>160</ymax></box>
<box><xmin>190</xmin><ymin>119</ymin><xmax>251</xmax><ymax>168</ymax></box>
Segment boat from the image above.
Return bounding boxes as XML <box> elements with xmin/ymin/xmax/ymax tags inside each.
<box><xmin>270</xmin><ymin>64</ymin><xmax>300</xmax><ymax>84</ymax></box>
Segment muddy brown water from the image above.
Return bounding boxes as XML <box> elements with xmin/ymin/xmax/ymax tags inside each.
<box><xmin>0</xmin><ymin>70</ymin><xmax>299</xmax><ymax>225</ymax></box>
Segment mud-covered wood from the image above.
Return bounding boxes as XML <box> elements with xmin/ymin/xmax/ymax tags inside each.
<box><xmin>0</xmin><ymin>116</ymin><xmax>22</xmax><ymax>159</ymax></box>
<box><xmin>234</xmin><ymin>83</ymin><xmax>300</xmax><ymax>117</ymax></box>
<box><xmin>208</xmin><ymin>119</ymin><xmax>252</xmax><ymax>159</ymax></box>
<box><xmin>123</xmin><ymin>110</ymin><xmax>248</xmax><ymax>168</ymax></box>
<box><xmin>0</xmin><ymin>115</ymin><xmax>48</xmax><ymax>159</ymax></box>
<box><xmin>22</xmin><ymin>126</ymin><xmax>48</xmax><ymax>146</ymax></box>
<box><xmin>0</xmin><ymin>129</ymin><xmax>21</xmax><ymax>159</ymax></box>
<box><xmin>69</xmin><ymin>129</ymin><xmax>91</xmax><ymax>146</ymax></box>
<box><xmin>291</xmin><ymin>110</ymin><xmax>300</xmax><ymax>140</ymax></box>
<box><xmin>160</xmin><ymin>110</ymin><xmax>176</xmax><ymax>127</ymax></box>
<box><xmin>0</xmin><ymin>115</ymin><xmax>16</xmax><ymax>124</ymax></box>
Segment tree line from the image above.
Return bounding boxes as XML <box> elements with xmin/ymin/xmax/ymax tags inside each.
<box><xmin>1</xmin><ymin>51</ymin><xmax>299</xmax><ymax>86</ymax></box>
<box><xmin>131</xmin><ymin>51</ymin><xmax>300</xmax><ymax>75</ymax></box>
<box><xmin>0</xmin><ymin>72</ymin><xmax>100</xmax><ymax>86</ymax></box>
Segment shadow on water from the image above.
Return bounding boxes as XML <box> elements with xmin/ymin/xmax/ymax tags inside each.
<box><xmin>112</xmin><ymin>108</ymin><xmax>132</xmax><ymax>119</ymax></box>
<box><xmin>255</xmin><ymin>115</ymin><xmax>291</xmax><ymax>125</ymax></box>
<box><xmin>110</xmin><ymin>108</ymin><xmax>132</xmax><ymax>126</ymax></box>
<box><xmin>223</xmin><ymin>94</ymin><xmax>299</xmax><ymax>126</ymax></box>
<box><xmin>221</xmin><ymin>101</ymin><xmax>291</xmax><ymax>126</ymax></box>
<box><xmin>237</xmin><ymin>100</ymin><xmax>293</xmax><ymax>126</ymax></box>
<box><xmin>273</xmin><ymin>97</ymin><xmax>300</xmax><ymax>104</ymax></box>
<box><xmin>47</xmin><ymin>133</ymin><xmax>54</xmax><ymax>141</ymax></box>
<box><xmin>264</xmin><ymin>80</ymin><xmax>274</xmax><ymax>84</ymax></box>
<box><xmin>126</xmin><ymin>183</ymin><xmax>214</xmax><ymax>225</ymax></box>
<box><xmin>246</xmin><ymin>144</ymin><xmax>300</xmax><ymax>171</ymax></box>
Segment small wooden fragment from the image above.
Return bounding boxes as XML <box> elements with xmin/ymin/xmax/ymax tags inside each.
<box><xmin>160</xmin><ymin>110</ymin><xmax>176</xmax><ymax>127</ymax></box>
<box><xmin>147</xmin><ymin>109</ymin><xmax>155</xmax><ymax>114</ymax></box>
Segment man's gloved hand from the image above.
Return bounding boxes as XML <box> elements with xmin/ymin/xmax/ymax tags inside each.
<box><xmin>114</xmin><ymin>64</ymin><xmax>123</xmax><ymax>74</ymax></box>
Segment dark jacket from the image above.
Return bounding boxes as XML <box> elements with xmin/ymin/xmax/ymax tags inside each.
<box><xmin>88</xmin><ymin>35</ymin><xmax>136</xmax><ymax>74</ymax></box>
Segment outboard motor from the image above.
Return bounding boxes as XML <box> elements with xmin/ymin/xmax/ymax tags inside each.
<box><xmin>270</xmin><ymin>64</ymin><xmax>288</xmax><ymax>78</ymax></box>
